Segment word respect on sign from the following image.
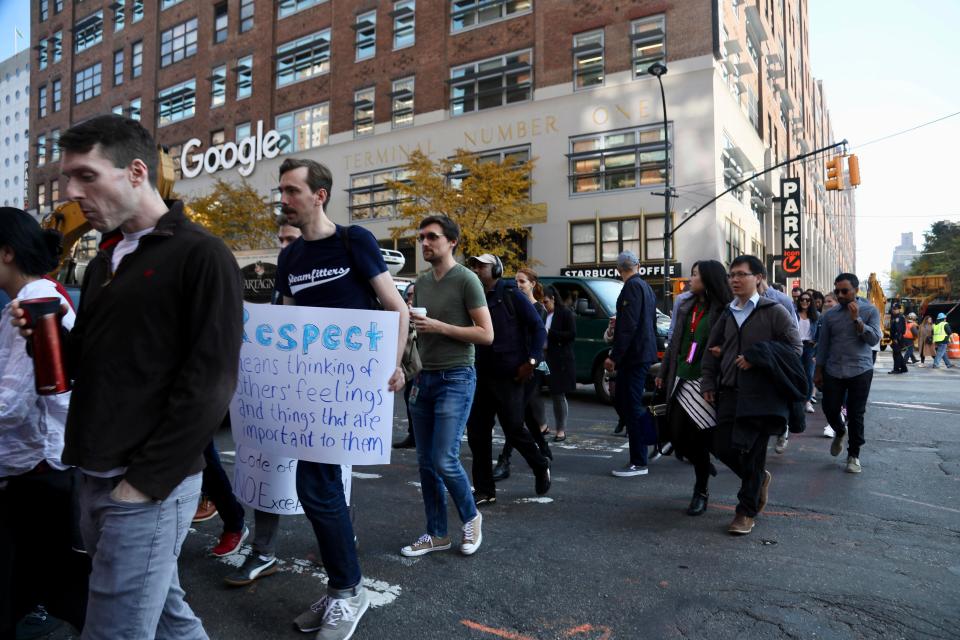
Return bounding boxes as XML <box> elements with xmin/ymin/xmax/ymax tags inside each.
<box><xmin>230</xmin><ymin>304</ymin><xmax>399</xmax><ymax>467</ymax></box>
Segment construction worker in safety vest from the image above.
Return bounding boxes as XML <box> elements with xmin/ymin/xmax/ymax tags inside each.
<box><xmin>931</xmin><ymin>313</ymin><xmax>954</xmax><ymax>369</ymax></box>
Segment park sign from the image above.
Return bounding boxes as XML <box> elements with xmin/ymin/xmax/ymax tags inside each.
<box><xmin>181</xmin><ymin>121</ymin><xmax>283</xmax><ymax>179</ymax></box>
<box><xmin>779</xmin><ymin>177</ymin><xmax>802</xmax><ymax>277</ymax></box>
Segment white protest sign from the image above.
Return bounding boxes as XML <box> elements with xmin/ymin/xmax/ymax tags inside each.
<box><xmin>230</xmin><ymin>303</ymin><xmax>399</xmax><ymax>466</ymax></box>
<box><xmin>228</xmin><ymin>442</ymin><xmax>353</xmax><ymax>514</ymax></box>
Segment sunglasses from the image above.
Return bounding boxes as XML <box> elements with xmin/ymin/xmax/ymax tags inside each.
<box><xmin>834</xmin><ymin>287</ymin><xmax>852</xmax><ymax>295</ymax></box>
<box><xmin>417</xmin><ymin>231</ymin><xmax>443</xmax><ymax>242</ymax></box>
<box><xmin>799</xmin><ymin>297</ymin><xmax>811</xmax><ymax>302</ymax></box>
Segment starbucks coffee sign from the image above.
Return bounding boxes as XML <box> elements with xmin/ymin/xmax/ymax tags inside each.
<box><xmin>181</xmin><ymin>121</ymin><xmax>283</xmax><ymax>179</ymax></box>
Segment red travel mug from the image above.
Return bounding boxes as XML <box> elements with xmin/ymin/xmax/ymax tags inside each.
<box><xmin>19</xmin><ymin>297</ymin><xmax>71</xmax><ymax>395</ymax></box>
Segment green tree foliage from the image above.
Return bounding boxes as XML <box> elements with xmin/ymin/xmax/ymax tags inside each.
<box><xmin>907</xmin><ymin>221</ymin><xmax>960</xmax><ymax>285</ymax></box>
<box><xmin>185</xmin><ymin>178</ymin><xmax>276</xmax><ymax>251</ymax></box>
<box><xmin>386</xmin><ymin>149</ymin><xmax>539</xmax><ymax>272</ymax></box>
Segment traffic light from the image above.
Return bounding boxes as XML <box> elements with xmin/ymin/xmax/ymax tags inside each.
<box><xmin>847</xmin><ymin>154</ymin><xmax>861</xmax><ymax>187</ymax></box>
<box><xmin>825</xmin><ymin>156</ymin><xmax>844</xmax><ymax>191</ymax></box>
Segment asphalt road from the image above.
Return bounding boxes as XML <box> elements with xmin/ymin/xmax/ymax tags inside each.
<box><xmin>30</xmin><ymin>351</ymin><xmax>960</xmax><ymax>640</ymax></box>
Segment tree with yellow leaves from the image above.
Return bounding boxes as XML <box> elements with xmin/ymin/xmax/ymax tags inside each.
<box><xmin>184</xmin><ymin>178</ymin><xmax>276</xmax><ymax>251</ymax></box>
<box><xmin>387</xmin><ymin>148</ymin><xmax>539</xmax><ymax>271</ymax></box>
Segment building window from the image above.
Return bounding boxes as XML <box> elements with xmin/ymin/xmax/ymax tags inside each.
<box><xmin>52</xmin><ymin>31</ymin><xmax>62</xmax><ymax>62</ymax></box>
<box><xmin>38</xmin><ymin>85</ymin><xmax>47</xmax><ymax>118</ymax></box>
<box><xmin>160</xmin><ymin>18</ymin><xmax>199</xmax><ymax>67</ymax></box>
<box><xmin>214</xmin><ymin>3</ymin><xmax>228</xmax><ymax>44</ymax></box>
<box><xmin>276</xmin><ymin>29</ymin><xmax>330</xmax><ymax>87</ymax></box>
<box><xmin>570</xmin><ymin>222</ymin><xmax>596</xmax><ymax>264</ymax></box>
<box><xmin>157</xmin><ymin>79</ymin><xmax>196</xmax><ymax>127</ymax></box>
<box><xmin>393</xmin><ymin>0</ymin><xmax>415</xmax><ymax>49</ymax></box>
<box><xmin>166</xmin><ymin>143</ymin><xmax>182</xmax><ymax>179</ymax></box>
<box><xmin>113</xmin><ymin>1</ymin><xmax>125</xmax><ymax>32</ymax></box>
<box><xmin>132</xmin><ymin>0</ymin><xmax>143</xmax><ymax>22</ymax></box>
<box><xmin>749</xmin><ymin>184</ymin><xmax>767</xmax><ymax>224</ymax></box>
<box><xmin>240</xmin><ymin>0</ymin><xmax>254</xmax><ymax>32</ymax></box>
<box><xmin>274</xmin><ymin>103</ymin><xmax>328</xmax><ymax>153</ymax></box>
<box><xmin>74</xmin><ymin>63</ymin><xmax>102</xmax><ymax>104</ymax></box>
<box><xmin>568</xmin><ymin>124</ymin><xmax>669</xmax><ymax>195</ymax></box>
<box><xmin>54</xmin><ymin>0</ymin><xmax>63</xmax><ymax>14</ymax></box>
<box><xmin>348</xmin><ymin>167</ymin><xmax>411</xmax><ymax>222</ymax></box>
<box><xmin>631</xmin><ymin>15</ymin><xmax>665</xmax><ymax>78</ymax></box>
<box><xmin>210</xmin><ymin>65</ymin><xmax>226</xmax><ymax>107</ymax></box>
<box><xmin>450</xmin><ymin>50</ymin><xmax>532</xmax><ymax>116</ymax></box>
<box><xmin>52</xmin><ymin>79</ymin><xmax>61</xmax><ymax>112</ymax></box>
<box><xmin>38</xmin><ymin>38</ymin><xmax>48</xmax><ymax>70</ymax></box>
<box><xmin>161</xmin><ymin>0</ymin><xmax>185</xmax><ymax>9</ymax></box>
<box><xmin>131</xmin><ymin>41</ymin><xmax>143</xmax><ymax>78</ymax></box>
<box><xmin>50</xmin><ymin>129</ymin><xmax>60</xmax><ymax>161</ymax></box>
<box><xmin>645</xmin><ymin>216</ymin><xmax>667</xmax><ymax>260</ymax></box>
<box><xmin>236</xmin><ymin>55</ymin><xmax>252</xmax><ymax>99</ymax></box>
<box><xmin>235</xmin><ymin>122</ymin><xmax>251</xmax><ymax>140</ymax></box>
<box><xmin>594</xmin><ymin>219</ymin><xmax>641</xmax><ymax>262</ymax></box>
<box><xmin>355</xmin><ymin>11</ymin><xmax>376</xmax><ymax>62</ymax></box>
<box><xmin>112</xmin><ymin>104</ymin><xmax>124</xmax><ymax>114</ymax></box>
<box><xmin>391</xmin><ymin>77</ymin><xmax>414</xmax><ymax>129</ymax></box>
<box><xmin>113</xmin><ymin>49</ymin><xmax>124</xmax><ymax>86</ymax></box>
<box><xmin>74</xmin><ymin>11</ymin><xmax>104</xmax><ymax>53</ymax></box>
<box><xmin>40</xmin><ymin>0</ymin><xmax>49</xmax><ymax>21</ymax></box>
<box><xmin>211</xmin><ymin>129</ymin><xmax>225</xmax><ymax>147</ymax></box>
<box><xmin>51</xmin><ymin>179</ymin><xmax>59</xmax><ymax>204</ymax></box>
<box><xmin>724</xmin><ymin>219</ymin><xmax>745</xmax><ymax>265</ymax></box>
<box><xmin>448</xmin><ymin>145</ymin><xmax>530</xmax><ymax>191</ymax></box>
<box><xmin>573</xmin><ymin>30</ymin><xmax>603</xmax><ymax>89</ymax></box>
<box><xmin>129</xmin><ymin>97</ymin><xmax>141</xmax><ymax>121</ymax></box>
<box><xmin>721</xmin><ymin>136</ymin><xmax>746</xmax><ymax>200</ymax></box>
<box><xmin>451</xmin><ymin>0</ymin><xmax>531</xmax><ymax>32</ymax></box>
<box><xmin>37</xmin><ymin>135</ymin><xmax>47</xmax><ymax>168</ymax></box>
<box><xmin>37</xmin><ymin>184</ymin><xmax>47</xmax><ymax>211</ymax></box>
<box><xmin>277</xmin><ymin>0</ymin><xmax>326</xmax><ymax>19</ymax></box>
<box><xmin>353</xmin><ymin>88</ymin><xmax>375</xmax><ymax>137</ymax></box>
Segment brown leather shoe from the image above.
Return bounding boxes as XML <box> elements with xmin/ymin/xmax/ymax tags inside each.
<box><xmin>728</xmin><ymin>514</ymin><xmax>755</xmax><ymax>535</ymax></box>
<box><xmin>758</xmin><ymin>470</ymin><xmax>772</xmax><ymax>513</ymax></box>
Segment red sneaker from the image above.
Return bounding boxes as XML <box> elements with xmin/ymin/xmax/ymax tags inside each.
<box><xmin>211</xmin><ymin>526</ymin><xmax>249</xmax><ymax>557</ymax></box>
<box><xmin>192</xmin><ymin>498</ymin><xmax>218</xmax><ymax>523</ymax></box>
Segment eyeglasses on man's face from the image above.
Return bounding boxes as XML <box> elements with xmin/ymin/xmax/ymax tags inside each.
<box><xmin>417</xmin><ymin>231</ymin><xmax>443</xmax><ymax>243</ymax></box>
<box><xmin>727</xmin><ymin>271</ymin><xmax>756</xmax><ymax>280</ymax></box>
<box><xmin>834</xmin><ymin>287</ymin><xmax>853</xmax><ymax>295</ymax></box>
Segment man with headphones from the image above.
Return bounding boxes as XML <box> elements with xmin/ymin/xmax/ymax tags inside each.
<box><xmin>466</xmin><ymin>253</ymin><xmax>552</xmax><ymax>505</ymax></box>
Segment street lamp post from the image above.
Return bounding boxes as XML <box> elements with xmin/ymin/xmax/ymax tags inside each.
<box><xmin>648</xmin><ymin>61</ymin><xmax>671</xmax><ymax>312</ymax></box>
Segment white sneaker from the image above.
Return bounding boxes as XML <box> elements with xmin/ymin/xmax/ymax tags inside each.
<box><xmin>611</xmin><ymin>464</ymin><xmax>649</xmax><ymax>477</ymax></box>
<box><xmin>400</xmin><ymin>534</ymin><xmax>451</xmax><ymax>558</ymax></box>
<box><xmin>805</xmin><ymin>401</ymin><xmax>815</xmax><ymax>413</ymax></box>
<box><xmin>846</xmin><ymin>456</ymin><xmax>862</xmax><ymax>474</ymax></box>
<box><xmin>774</xmin><ymin>435</ymin><xmax>788</xmax><ymax>454</ymax></box>
<box><xmin>460</xmin><ymin>513</ymin><xmax>482</xmax><ymax>556</ymax></box>
<box><xmin>318</xmin><ymin>589</ymin><xmax>369</xmax><ymax>640</ymax></box>
<box><xmin>823</xmin><ymin>425</ymin><xmax>836</xmax><ymax>438</ymax></box>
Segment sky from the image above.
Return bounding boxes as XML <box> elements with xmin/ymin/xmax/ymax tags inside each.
<box><xmin>1</xmin><ymin>0</ymin><xmax>957</xmax><ymax>287</ymax></box>
<box><xmin>809</xmin><ymin>0</ymin><xmax>960</xmax><ymax>285</ymax></box>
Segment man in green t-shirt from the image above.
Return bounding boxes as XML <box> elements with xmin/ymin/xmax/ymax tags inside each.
<box><xmin>400</xmin><ymin>215</ymin><xmax>493</xmax><ymax>559</ymax></box>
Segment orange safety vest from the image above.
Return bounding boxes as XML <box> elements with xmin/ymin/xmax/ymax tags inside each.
<box><xmin>904</xmin><ymin>322</ymin><xmax>916</xmax><ymax>340</ymax></box>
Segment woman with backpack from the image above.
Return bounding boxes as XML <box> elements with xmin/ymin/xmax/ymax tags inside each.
<box><xmin>655</xmin><ymin>260</ymin><xmax>732</xmax><ymax>516</ymax></box>
<box><xmin>796</xmin><ymin>292</ymin><xmax>819</xmax><ymax>413</ymax></box>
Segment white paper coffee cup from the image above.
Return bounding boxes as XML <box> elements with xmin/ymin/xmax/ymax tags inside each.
<box><xmin>410</xmin><ymin>307</ymin><xmax>428</xmax><ymax>317</ymax></box>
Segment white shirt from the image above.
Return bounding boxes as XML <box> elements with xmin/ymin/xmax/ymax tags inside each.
<box><xmin>0</xmin><ymin>279</ymin><xmax>75</xmax><ymax>476</ymax></box>
<box><xmin>799</xmin><ymin>317</ymin><xmax>812</xmax><ymax>341</ymax></box>
<box><xmin>729</xmin><ymin>292</ymin><xmax>761</xmax><ymax>328</ymax></box>
<box><xmin>111</xmin><ymin>226</ymin><xmax>155</xmax><ymax>273</ymax></box>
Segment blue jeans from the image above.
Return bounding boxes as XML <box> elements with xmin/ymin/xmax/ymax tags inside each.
<box><xmin>614</xmin><ymin>363</ymin><xmax>653</xmax><ymax>467</ymax></box>
<box><xmin>295</xmin><ymin>462</ymin><xmax>361</xmax><ymax>594</ymax></box>
<box><xmin>79</xmin><ymin>473</ymin><xmax>207</xmax><ymax>640</ymax></box>
<box><xmin>409</xmin><ymin>367</ymin><xmax>478</xmax><ymax>539</ymax></box>
<box><xmin>933</xmin><ymin>342</ymin><xmax>953</xmax><ymax>367</ymax></box>
<box><xmin>801</xmin><ymin>343</ymin><xmax>816</xmax><ymax>401</ymax></box>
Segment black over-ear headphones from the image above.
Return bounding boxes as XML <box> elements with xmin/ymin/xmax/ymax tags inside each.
<box><xmin>491</xmin><ymin>255</ymin><xmax>503</xmax><ymax>279</ymax></box>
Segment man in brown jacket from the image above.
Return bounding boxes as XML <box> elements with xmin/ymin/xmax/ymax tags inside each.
<box><xmin>701</xmin><ymin>255</ymin><xmax>801</xmax><ymax>535</ymax></box>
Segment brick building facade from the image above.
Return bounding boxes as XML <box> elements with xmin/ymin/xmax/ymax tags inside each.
<box><xmin>28</xmin><ymin>0</ymin><xmax>855</xmax><ymax>289</ymax></box>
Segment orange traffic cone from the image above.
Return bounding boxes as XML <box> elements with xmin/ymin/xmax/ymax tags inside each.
<box><xmin>948</xmin><ymin>333</ymin><xmax>960</xmax><ymax>360</ymax></box>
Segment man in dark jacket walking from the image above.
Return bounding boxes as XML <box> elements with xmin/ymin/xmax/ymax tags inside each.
<box><xmin>606</xmin><ymin>251</ymin><xmax>659</xmax><ymax>477</ymax></box>
<box><xmin>13</xmin><ymin>115</ymin><xmax>244</xmax><ymax>639</ymax></box>
<box><xmin>466</xmin><ymin>254</ymin><xmax>551</xmax><ymax>504</ymax></box>
<box><xmin>701</xmin><ymin>255</ymin><xmax>802</xmax><ymax>536</ymax></box>
<box><xmin>889</xmin><ymin>304</ymin><xmax>908</xmax><ymax>374</ymax></box>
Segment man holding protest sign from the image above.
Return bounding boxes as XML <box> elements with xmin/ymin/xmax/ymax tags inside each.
<box><xmin>401</xmin><ymin>216</ymin><xmax>494</xmax><ymax>559</ymax></box>
<box><xmin>275</xmin><ymin>158</ymin><xmax>408</xmax><ymax>640</ymax></box>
